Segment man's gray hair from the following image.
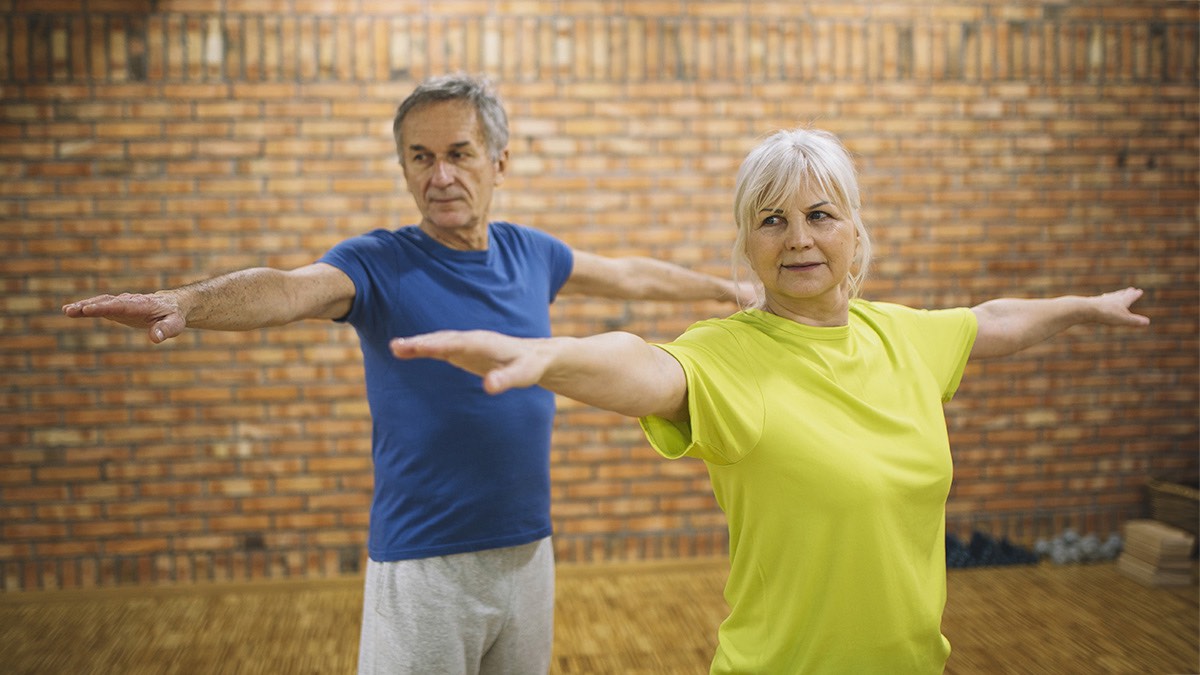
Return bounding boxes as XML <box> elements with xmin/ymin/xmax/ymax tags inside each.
<box><xmin>392</xmin><ymin>74</ymin><xmax>510</xmax><ymax>163</ymax></box>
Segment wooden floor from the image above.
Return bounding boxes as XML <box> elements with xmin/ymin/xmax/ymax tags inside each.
<box><xmin>1</xmin><ymin>559</ymin><xmax>1196</xmax><ymax>674</ymax></box>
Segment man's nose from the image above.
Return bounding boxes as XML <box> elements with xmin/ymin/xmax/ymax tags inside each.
<box><xmin>431</xmin><ymin>160</ymin><xmax>455</xmax><ymax>187</ymax></box>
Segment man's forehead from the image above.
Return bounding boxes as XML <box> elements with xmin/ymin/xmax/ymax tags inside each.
<box><xmin>401</xmin><ymin>101</ymin><xmax>484</xmax><ymax>148</ymax></box>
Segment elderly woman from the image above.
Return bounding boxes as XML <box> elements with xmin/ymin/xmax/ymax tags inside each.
<box><xmin>389</xmin><ymin>128</ymin><xmax>1149</xmax><ymax>673</ymax></box>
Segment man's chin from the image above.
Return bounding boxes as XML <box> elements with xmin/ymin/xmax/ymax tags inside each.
<box><xmin>423</xmin><ymin>195</ymin><xmax>486</xmax><ymax>222</ymax></box>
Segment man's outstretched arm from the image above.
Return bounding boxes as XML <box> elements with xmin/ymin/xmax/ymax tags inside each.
<box><xmin>561</xmin><ymin>250</ymin><xmax>755</xmax><ymax>306</ymax></box>
<box><xmin>62</xmin><ymin>263</ymin><xmax>355</xmax><ymax>344</ymax></box>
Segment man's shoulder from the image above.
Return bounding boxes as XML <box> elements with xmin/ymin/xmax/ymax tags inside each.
<box><xmin>489</xmin><ymin>221</ymin><xmax>570</xmax><ymax>254</ymax></box>
<box><xmin>320</xmin><ymin>227</ymin><xmax>426</xmax><ymax>272</ymax></box>
<box><xmin>334</xmin><ymin>226</ymin><xmax>398</xmax><ymax>242</ymax></box>
<box><xmin>333</xmin><ymin>226</ymin><xmax>418</xmax><ymax>250</ymax></box>
<box><xmin>490</xmin><ymin>220</ymin><xmax>557</xmax><ymax>240</ymax></box>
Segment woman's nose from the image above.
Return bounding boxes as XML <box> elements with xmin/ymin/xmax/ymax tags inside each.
<box><xmin>784</xmin><ymin>222</ymin><xmax>814</xmax><ymax>248</ymax></box>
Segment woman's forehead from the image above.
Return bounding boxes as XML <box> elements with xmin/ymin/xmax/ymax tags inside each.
<box><xmin>758</xmin><ymin>179</ymin><xmax>832</xmax><ymax>210</ymax></box>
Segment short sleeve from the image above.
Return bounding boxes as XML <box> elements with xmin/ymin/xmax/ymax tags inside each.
<box><xmin>317</xmin><ymin>229</ymin><xmax>389</xmax><ymax>326</ymax></box>
<box><xmin>638</xmin><ymin>323</ymin><xmax>765</xmax><ymax>466</ymax></box>
<box><xmin>885</xmin><ymin>305</ymin><xmax>978</xmax><ymax>402</ymax></box>
<box><xmin>499</xmin><ymin>222</ymin><xmax>574</xmax><ymax>302</ymax></box>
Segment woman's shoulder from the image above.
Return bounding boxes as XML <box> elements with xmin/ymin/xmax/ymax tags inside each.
<box><xmin>850</xmin><ymin>298</ymin><xmax>975</xmax><ymax>338</ymax></box>
<box><xmin>669</xmin><ymin>312</ymin><xmax>767</xmax><ymax>355</ymax></box>
<box><xmin>850</xmin><ymin>297</ymin><xmax>914</xmax><ymax>316</ymax></box>
<box><xmin>681</xmin><ymin>312</ymin><xmax>757</xmax><ymax>336</ymax></box>
<box><xmin>850</xmin><ymin>298</ymin><xmax>945</xmax><ymax>325</ymax></box>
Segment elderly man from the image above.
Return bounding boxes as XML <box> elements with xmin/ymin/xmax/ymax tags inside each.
<box><xmin>63</xmin><ymin>74</ymin><xmax>745</xmax><ymax>674</ymax></box>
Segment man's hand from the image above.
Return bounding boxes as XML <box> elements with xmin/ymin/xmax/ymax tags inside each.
<box><xmin>62</xmin><ymin>292</ymin><xmax>186</xmax><ymax>344</ymax></box>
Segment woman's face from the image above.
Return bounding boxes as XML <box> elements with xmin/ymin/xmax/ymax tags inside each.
<box><xmin>745</xmin><ymin>185</ymin><xmax>858</xmax><ymax>323</ymax></box>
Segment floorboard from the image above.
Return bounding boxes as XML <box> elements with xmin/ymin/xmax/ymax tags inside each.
<box><xmin>0</xmin><ymin>559</ymin><xmax>1195</xmax><ymax>674</ymax></box>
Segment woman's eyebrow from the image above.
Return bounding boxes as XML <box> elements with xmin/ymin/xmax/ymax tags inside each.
<box><xmin>758</xmin><ymin>201</ymin><xmax>830</xmax><ymax>214</ymax></box>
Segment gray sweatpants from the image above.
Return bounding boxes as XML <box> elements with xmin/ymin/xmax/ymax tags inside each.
<box><xmin>357</xmin><ymin>537</ymin><xmax>555</xmax><ymax>675</ymax></box>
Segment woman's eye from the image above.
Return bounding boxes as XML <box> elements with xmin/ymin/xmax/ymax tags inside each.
<box><xmin>808</xmin><ymin>210</ymin><xmax>832</xmax><ymax>223</ymax></box>
<box><xmin>761</xmin><ymin>215</ymin><xmax>784</xmax><ymax>227</ymax></box>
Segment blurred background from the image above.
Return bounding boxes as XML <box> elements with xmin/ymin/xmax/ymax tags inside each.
<box><xmin>1</xmin><ymin>0</ymin><xmax>1197</xmax><ymax>591</ymax></box>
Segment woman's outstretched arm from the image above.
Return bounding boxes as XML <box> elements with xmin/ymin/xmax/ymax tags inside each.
<box><xmin>970</xmin><ymin>287</ymin><xmax>1150</xmax><ymax>359</ymax></box>
<box><xmin>390</xmin><ymin>330</ymin><xmax>690</xmax><ymax>422</ymax></box>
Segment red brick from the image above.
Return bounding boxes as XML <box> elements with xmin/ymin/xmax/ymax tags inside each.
<box><xmin>2</xmin><ymin>6</ymin><xmax>1195</xmax><ymax>589</ymax></box>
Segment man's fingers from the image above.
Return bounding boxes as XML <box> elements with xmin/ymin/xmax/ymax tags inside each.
<box><xmin>64</xmin><ymin>295</ymin><xmax>143</xmax><ymax>319</ymax></box>
<box><xmin>63</xmin><ymin>296</ymin><xmax>111</xmax><ymax>317</ymax></box>
<box><xmin>150</xmin><ymin>315</ymin><xmax>185</xmax><ymax>343</ymax></box>
<box><xmin>63</xmin><ymin>294</ymin><xmax>187</xmax><ymax>343</ymax></box>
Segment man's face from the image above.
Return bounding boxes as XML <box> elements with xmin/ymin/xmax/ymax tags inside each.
<box><xmin>398</xmin><ymin>100</ymin><xmax>507</xmax><ymax>248</ymax></box>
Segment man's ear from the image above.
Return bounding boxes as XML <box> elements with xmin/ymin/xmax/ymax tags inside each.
<box><xmin>494</xmin><ymin>148</ymin><xmax>509</xmax><ymax>186</ymax></box>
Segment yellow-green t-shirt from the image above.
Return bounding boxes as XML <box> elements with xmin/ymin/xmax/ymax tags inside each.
<box><xmin>640</xmin><ymin>300</ymin><xmax>977</xmax><ymax>674</ymax></box>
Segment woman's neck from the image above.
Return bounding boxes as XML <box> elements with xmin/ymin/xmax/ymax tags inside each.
<box><xmin>761</xmin><ymin>296</ymin><xmax>851</xmax><ymax>327</ymax></box>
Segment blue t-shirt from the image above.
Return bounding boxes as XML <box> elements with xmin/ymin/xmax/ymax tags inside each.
<box><xmin>319</xmin><ymin>221</ymin><xmax>574</xmax><ymax>561</ymax></box>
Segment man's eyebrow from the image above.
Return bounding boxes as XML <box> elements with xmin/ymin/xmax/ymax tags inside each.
<box><xmin>407</xmin><ymin>141</ymin><xmax>473</xmax><ymax>152</ymax></box>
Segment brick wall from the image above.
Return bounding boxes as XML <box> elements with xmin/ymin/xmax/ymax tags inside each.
<box><xmin>2</xmin><ymin>0</ymin><xmax>1196</xmax><ymax>590</ymax></box>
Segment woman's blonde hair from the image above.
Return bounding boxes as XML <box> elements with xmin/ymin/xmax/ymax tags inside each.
<box><xmin>732</xmin><ymin>128</ymin><xmax>873</xmax><ymax>307</ymax></box>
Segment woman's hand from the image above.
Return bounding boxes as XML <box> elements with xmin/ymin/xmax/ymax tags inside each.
<box><xmin>1087</xmin><ymin>287</ymin><xmax>1151</xmax><ymax>327</ymax></box>
<box><xmin>390</xmin><ymin>330</ymin><xmax>552</xmax><ymax>394</ymax></box>
<box><xmin>391</xmin><ymin>330</ymin><xmax>690</xmax><ymax>420</ymax></box>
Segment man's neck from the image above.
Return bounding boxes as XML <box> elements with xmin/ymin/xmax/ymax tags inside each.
<box><xmin>420</xmin><ymin>221</ymin><xmax>489</xmax><ymax>251</ymax></box>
